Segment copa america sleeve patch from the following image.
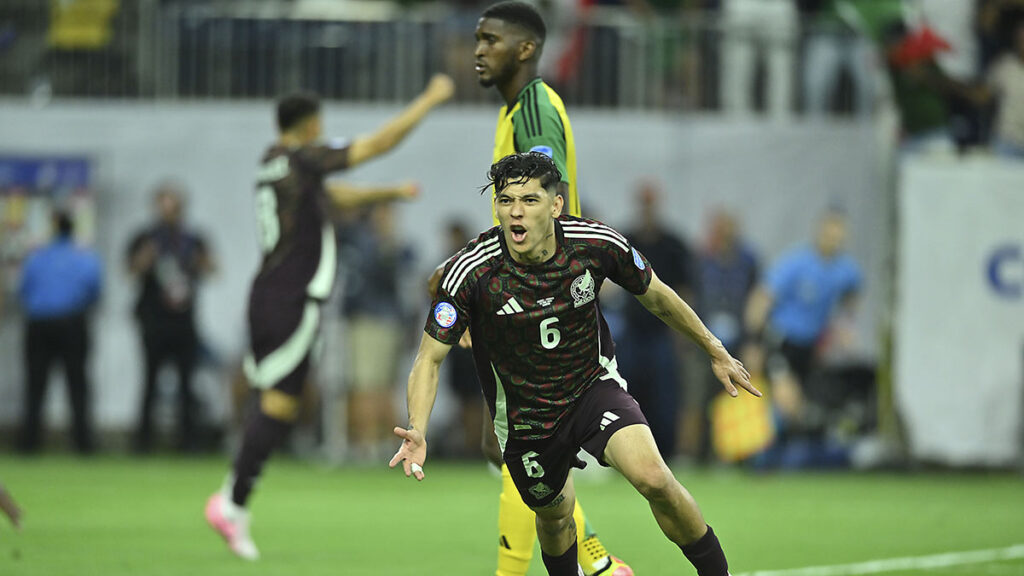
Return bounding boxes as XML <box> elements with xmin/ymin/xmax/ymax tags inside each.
<box><xmin>434</xmin><ymin>302</ymin><xmax>458</xmax><ymax>328</ymax></box>
<box><xmin>632</xmin><ymin>247</ymin><xmax>646</xmax><ymax>270</ymax></box>
<box><xmin>529</xmin><ymin>145</ymin><xmax>554</xmax><ymax>158</ymax></box>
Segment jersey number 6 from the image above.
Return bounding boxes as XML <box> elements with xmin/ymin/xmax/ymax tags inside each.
<box><xmin>540</xmin><ymin>317</ymin><xmax>561</xmax><ymax>350</ymax></box>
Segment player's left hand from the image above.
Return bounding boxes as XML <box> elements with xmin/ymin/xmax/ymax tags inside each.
<box><xmin>390</xmin><ymin>427</ymin><xmax>428</xmax><ymax>481</ymax></box>
<box><xmin>711</xmin><ymin>350</ymin><xmax>761</xmax><ymax>399</ymax></box>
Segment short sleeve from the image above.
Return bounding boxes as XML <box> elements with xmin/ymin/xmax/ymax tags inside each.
<box><xmin>423</xmin><ymin>256</ymin><xmax>474</xmax><ymax>345</ymax></box>
<box><xmin>601</xmin><ymin>230</ymin><xmax>653</xmax><ymax>295</ymax></box>
<box><xmin>514</xmin><ymin>108</ymin><xmax>569</xmax><ymax>185</ymax></box>
<box><xmin>299</xmin><ymin>141</ymin><xmax>351</xmax><ymax>175</ymax></box>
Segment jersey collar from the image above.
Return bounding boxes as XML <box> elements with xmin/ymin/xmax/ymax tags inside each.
<box><xmin>512</xmin><ymin>76</ymin><xmax>544</xmax><ymax>104</ymax></box>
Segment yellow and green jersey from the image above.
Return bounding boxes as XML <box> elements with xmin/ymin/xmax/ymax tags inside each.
<box><xmin>492</xmin><ymin>77</ymin><xmax>579</xmax><ymax>221</ymax></box>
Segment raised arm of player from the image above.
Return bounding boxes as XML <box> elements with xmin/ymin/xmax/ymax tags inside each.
<box><xmin>636</xmin><ymin>271</ymin><xmax>761</xmax><ymax>399</ymax></box>
<box><xmin>326</xmin><ymin>180</ymin><xmax>419</xmax><ymax>210</ymax></box>
<box><xmin>389</xmin><ymin>333</ymin><xmax>453</xmax><ymax>481</ymax></box>
<box><xmin>346</xmin><ymin>74</ymin><xmax>455</xmax><ymax>168</ymax></box>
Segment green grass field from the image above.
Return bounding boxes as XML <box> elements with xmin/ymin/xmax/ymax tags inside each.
<box><xmin>0</xmin><ymin>455</ymin><xmax>1022</xmax><ymax>575</ymax></box>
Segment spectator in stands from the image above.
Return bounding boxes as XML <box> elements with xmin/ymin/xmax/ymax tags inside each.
<box><xmin>619</xmin><ymin>180</ymin><xmax>694</xmax><ymax>459</ymax></box>
<box><xmin>339</xmin><ymin>203</ymin><xmax>416</xmax><ymax>461</ymax></box>
<box><xmin>127</xmin><ymin>181</ymin><xmax>214</xmax><ymax>453</ymax></box>
<box><xmin>743</xmin><ymin>208</ymin><xmax>860</xmax><ymax>466</ymax></box>
<box><xmin>17</xmin><ymin>211</ymin><xmax>101</xmax><ymax>454</ymax></box>
<box><xmin>692</xmin><ymin>209</ymin><xmax>758</xmax><ymax>463</ymax></box>
<box><xmin>978</xmin><ymin>0</ymin><xmax>1024</xmax><ymax>70</ymax></box>
<box><xmin>884</xmin><ymin>22</ymin><xmax>986</xmax><ymax>154</ymax></box>
<box><xmin>801</xmin><ymin>0</ymin><xmax>902</xmax><ymax>118</ymax></box>
<box><xmin>986</xmin><ymin>20</ymin><xmax>1024</xmax><ymax>157</ymax></box>
<box><xmin>720</xmin><ymin>0</ymin><xmax>798</xmax><ymax>117</ymax></box>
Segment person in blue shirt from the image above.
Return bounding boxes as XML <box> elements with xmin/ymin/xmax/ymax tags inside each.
<box><xmin>17</xmin><ymin>211</ymin><xmax>102</xmax><ymax>454</ymax></box>
<box><xmin>744</xmin><ymin>208</ymin><xmax>861</xmax><ymax>439</ymax></box>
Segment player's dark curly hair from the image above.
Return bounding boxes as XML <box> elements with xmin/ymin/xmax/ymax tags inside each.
<box><xmin>483</xmin><ymin>152</ymin><xmax>562</xmax><ymax>196</ymax></box>
<box><xmin>481</xmin><ymin>1</ymin><xmax>546</xmax><ymax>43</ymax></box>
<box><xmin>277</xmin><ymin>92</ymin><xmax>321</xmax><ymax>132</ymax></box>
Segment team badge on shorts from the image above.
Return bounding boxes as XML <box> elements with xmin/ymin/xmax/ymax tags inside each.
<box><xmin>434</xmin><ymin>302</ymin><xmax>458</xmax><ymax>328</ymax></box>
<box><xmin>529</xmin><ymin>482</ymin><xmax>554</xmax><ymax>500</ymax></box>
<box><xmin>632</xmin><ymin>247</ymin><xmax>646</xmax><ymax>270</ymax></box>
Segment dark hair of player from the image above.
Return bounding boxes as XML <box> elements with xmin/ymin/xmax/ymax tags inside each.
<box><xmin>481</xmin><ymin>1</ymin><xmax>547</xmax><ymax>44</ymax></box>
<box><xmin>484</xmin><ymin>152</ymin><xmax>562</xmax><ymax>196</ymax></box>
<box><xmin>276</xmin><ymin>92</ymin><xmax>321</xmax><ymax>132</ymax></box>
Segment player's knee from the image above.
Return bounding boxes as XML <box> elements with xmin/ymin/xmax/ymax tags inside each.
<box><xmin>260</xmin><ymin>389</ymin><xmax>300</xmax><ymax>422</ymax></box>
<box><xmin>534</xmin><ymin>510</ymin><xmax>574</xmax><ymax>540</ymax></box>
<box><xmin>630</xmin><ymin>463</ymin><xmax>676</xmax><ymax>502</ymax></box>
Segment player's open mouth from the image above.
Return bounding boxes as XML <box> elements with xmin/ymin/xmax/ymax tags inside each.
<box><xmin>510</xmin><ymin>225</ymin><xmax>527</xmax><ymax>243</ymax></box>
<box><xmin>475</xmin><ymin>62</ymin><xmax>486</xmax><ymax>74</ymax></box>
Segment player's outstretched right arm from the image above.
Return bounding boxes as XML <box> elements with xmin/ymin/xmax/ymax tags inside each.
<box><xmin>346</xmin><ymin>74</ymin><xmax>455</xmax><ymax>169</ymax></box>
<box><xmin>390</xmin><ymin>333</ymin><xmax>453</xmax><ymax>481</ymax></box>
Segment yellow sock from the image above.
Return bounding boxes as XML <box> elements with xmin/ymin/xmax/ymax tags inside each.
<box><xmin>573</xmin><ymin>499</ymin><xmax>587</xmax><ymax>548</ymax></box>
<box><xmin>496</xmin><ymin>463</ymin><xmax>536</xmax><ymax>576</ymax></box>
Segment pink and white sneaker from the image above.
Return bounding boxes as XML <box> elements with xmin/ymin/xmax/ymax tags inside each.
<box><xmin>205</xmin><ymin>492</ymin><xmax>259</xmax><ymax>560</ymax></box>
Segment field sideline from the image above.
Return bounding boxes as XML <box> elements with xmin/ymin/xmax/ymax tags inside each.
<box><xmin>0</xmin><ymin>456</ymin><xmax>1021</xmax><ymax>575</ymax></box>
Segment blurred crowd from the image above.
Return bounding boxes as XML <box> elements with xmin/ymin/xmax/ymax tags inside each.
<box><xmin>1</xmin><ymin>0</ymin><xmax>1022</xmax><ymax>154</ymax></box>
<box><xmin>4</xmin><ymin>0</ymin><xmax>1023</xmax><ymax>469</ymax></box>
<box><xmin>4</xmin><ymin>175</ymin><xmax>878</xmax><ymax>473</ymax></box>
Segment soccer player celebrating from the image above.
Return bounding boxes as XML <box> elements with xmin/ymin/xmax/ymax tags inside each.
<box><xmin>467</xmin><ymin>3</ymin><xmax>630</xmax><ymax>574</ymax></box>
<box><xmin>205</xmin><ymin>74</ymin><xmax>455</xmax><ymax>560</ymax></box>
<box><xmin>392</xmin><ymin>152</ymin><xmax>758</xmax><ymax>576</ymax></box>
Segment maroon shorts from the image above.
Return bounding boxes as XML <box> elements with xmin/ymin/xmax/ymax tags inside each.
<box><xmin>503</xmin><ymin>378</ymin><xmax>648</xmax><ymax>508</ymax></box>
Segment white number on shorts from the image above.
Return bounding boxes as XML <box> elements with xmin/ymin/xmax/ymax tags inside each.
<box><xmin>539</xmin><ymin>317</ymin><xmax>561</xmax><ymax>350</ymax></box>
<box><xmin>522</xmin><ymin>451</ymin><xmax>545</xmax><ymax>478</ymax></box>
<box><xmin>255</xmin><ymin>185</ymin><xmax>280</xmax><ymax>253</ymax></box>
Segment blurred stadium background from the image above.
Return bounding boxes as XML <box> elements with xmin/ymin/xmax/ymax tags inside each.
<box><xmin>0</xmin><ymin>1</ymin><xmax>1022</xmax><ymax>575</ymax></box>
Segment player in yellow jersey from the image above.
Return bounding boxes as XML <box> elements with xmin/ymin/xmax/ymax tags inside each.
<box><xmin>473</xmin><ymin>3</ymin><xmax>630</xmax><ymax>575</ymax></box>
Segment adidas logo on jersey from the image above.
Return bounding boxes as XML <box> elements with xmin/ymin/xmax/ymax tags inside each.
<box><xmin>496</xmin><ymin>297</ymin><xmax>525</xmax><ymax>316</ymax></box>
<box><xmin>599</xmin><ymin>411</ymin><xmax>620</xmax><ymax>431</ymax></box>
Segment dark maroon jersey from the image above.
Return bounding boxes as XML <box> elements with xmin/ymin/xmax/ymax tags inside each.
<box><xmin>251</xmin><ymin>142</ymin><xmax>350</xmax><ymax>307</ymax></box>
<box><xmin>425</xmin><ymin>216</ymin><xmax>653</xmax><ymax>445</ymax></box>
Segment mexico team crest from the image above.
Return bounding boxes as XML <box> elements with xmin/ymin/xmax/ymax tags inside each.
<box><xmin>434</xmin><ymin>302</ymin><xmax>458</xmax><ymax>328</ymax></box>
<box><xmin>571</xmin><ymin>270</ymin><xmax>596</xmax><ymax>308</ymax></box>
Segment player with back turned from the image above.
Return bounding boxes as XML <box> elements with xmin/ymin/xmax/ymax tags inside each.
<box><xmin>205</xmin><ymin>75</ymin><xmax>454</xmax><ymax>560</ymax></box>
<box><xmin>392</xmin><ymin>152</ymin><xmax>759</xmax><ymax>576</ymax></box>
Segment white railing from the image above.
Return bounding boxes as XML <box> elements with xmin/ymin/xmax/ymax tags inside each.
<box><xmin>0</xmin><ymin>0</ymin><xmax>876</xmax><ymax>115</ymax></box>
